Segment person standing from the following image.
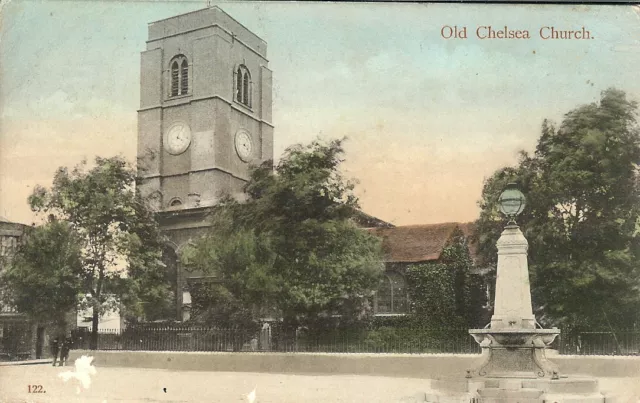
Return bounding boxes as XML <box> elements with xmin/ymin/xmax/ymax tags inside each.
<box><xmin>50</xmin><ymin>336</ymin><xmax>60</xmax><ymax>366</ymax></box>
<box><xmin>59</xmin><ymin>336</ymin><xmax>72</xmax><ymax>367</ymax></box>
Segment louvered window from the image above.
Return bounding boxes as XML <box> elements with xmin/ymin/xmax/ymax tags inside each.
<box><xmin>180</xmin><ymin>59</ymin><xmax>189</xmax><ymax>95</ymax></box>
<box><xmin>236</xmin><ymin>67</ymin><xmax>243</xmax><ymax>102</ymax></box>
<box><xmin>171</xmin><ymin>61</ymin><xmax>180</xmax><ymax>97</ymax></box>
<box><xmin>242</xmin><ymin>72</ymin><xmax>249</xmax><ymax>106</ymax></box>
<box><xmin>169</xmin><ymin>55</ymin><xmax>189</xmax><ymax>97</ymax></box>
<box><xmin>235</xmin><ymin>65</ymin><xmax>251</xmax><ymax>107</ymax></box>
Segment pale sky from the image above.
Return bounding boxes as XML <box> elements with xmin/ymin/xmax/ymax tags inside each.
<box><xmin>1</xmin><ymin>2</ymin><xmax>639</xmax><ymax>226</ymax></box>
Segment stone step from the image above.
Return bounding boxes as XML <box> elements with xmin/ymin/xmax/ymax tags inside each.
<box><xmin>424</xmin><ymin>391</ymin><xmax>472</xmax><ymax>403</ymax></box>
<box><xmin>539</xmin><ymin>392</ymin><xmax>605</xmax><ymax>403</ymax></box>
<box><xmin>523</xmin><ymin>377</ymin><xmax>599</xmax><ymax>394</ymax></box>
<box><xmin>478</xmin><ymin>387</ymin><xmax>543</xmax><ymax>399</ymax></box>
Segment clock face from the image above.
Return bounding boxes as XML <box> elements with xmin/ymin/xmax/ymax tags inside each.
<box><xmin>235</xmin><ymin>130</ymin><xmax>253</xmax><ymax>162</ymax></box>
<box><xmin>164</xmin><ymin>122</ymin><xmax>191</xmax><ymax>155</ymax></box>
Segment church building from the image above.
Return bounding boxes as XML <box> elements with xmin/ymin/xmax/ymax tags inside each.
<box><xmin>136</xmin><ymin>7</ymin><xmax>483</xmax><ymax>322</ymax></box>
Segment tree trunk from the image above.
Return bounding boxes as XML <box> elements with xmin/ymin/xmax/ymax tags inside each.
<box><xmin>90</xmin><ymin>310</ymin><xmax>99</xmax><ymax>350</ymax></box>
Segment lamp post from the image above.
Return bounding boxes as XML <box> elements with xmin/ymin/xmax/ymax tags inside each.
<box><xmin>498</xmin><ymin>183</ymin><xmax>526</xmax><ymax>225</ymax></box>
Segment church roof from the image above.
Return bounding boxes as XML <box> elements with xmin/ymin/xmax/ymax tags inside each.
<box><xmin>352</xmin><ymin>210</ymin><xmax>395</xmax><ymax>229</ymax></box>
<box><xmin>368</xmin><ymin>222</ymin><xmax>477</xmax><ymax>263</ymax></box>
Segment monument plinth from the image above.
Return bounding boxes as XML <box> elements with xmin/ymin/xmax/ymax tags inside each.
<box><xmin>467</xmin><ymin>224</ymin><xmax>561</xmax><ymax>380</ymax></box>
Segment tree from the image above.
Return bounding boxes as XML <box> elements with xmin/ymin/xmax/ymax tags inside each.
<box><xmin>0</xmin><ymin>220</ymin><xmax>83</xmax><ymax>334</ymax></box>
<box><xmin>183</xmin><ymin>138</ymin><xmax>384</xmax><ymax>331</ymax></box>
<box><xmin>475</xmin><ymin>88</ymin><xmax>640</xmax><ymax>330</ymax></box>
<box><xmin>27</xmin><ymin>156</ymin><xmax>171</xmax><ymax>348</ymax></box>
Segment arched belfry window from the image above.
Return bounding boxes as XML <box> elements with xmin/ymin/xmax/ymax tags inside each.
<box><xmin>376</xmin><ymin>272</ymin><xmax>408</xmax><ymax>314</ymax></box>
<box><xmin>235</xmin><ymin>65</ymin><xmax>251</xmax><ymax>107</ymax></box>
<box><xmin>170</xmin><ymin>55</ymin><xmax>189</xmax><ymax>97</ymax></box>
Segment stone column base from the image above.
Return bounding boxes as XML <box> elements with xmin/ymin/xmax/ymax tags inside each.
<box><xmin>467</xmin><ymin>328</ymin><xmax>561</xmax><ymax>379</ymax></box>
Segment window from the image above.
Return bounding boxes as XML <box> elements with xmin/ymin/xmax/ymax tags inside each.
<box><xmin>376</xmin><ymin>272</ymin><xmax>408</xmax><ymax>314</ymax></box>
<box><xmin>180</xmin><ymin>59</ymin><xmax>189</xmax><ymax>95</ymax></box>
<box><xmin>235</xmin><ymin>65</ymin><xmax>251</xmax><ymax>107</ymax></box>
<box><xmin>169</xmin><ymin>55</ymin><xmax>189</xmax><ymax>97</ymax></box>
<box><xmin>169</xmin><ymin>198</ymin><xmax>182</xmax><ymax>208</ymax></box>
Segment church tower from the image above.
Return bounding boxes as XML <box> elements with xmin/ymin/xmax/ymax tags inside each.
<box><xmin>136</xmin><ymin>7</ymin><xmax>273</xmax><ymax>319</ymax></box>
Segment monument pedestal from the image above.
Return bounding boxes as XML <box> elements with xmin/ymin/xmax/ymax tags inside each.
<box><xmin>467</xmin><ymin>328</ymin><xmax>560</xmax><ymax>379</ymax></box>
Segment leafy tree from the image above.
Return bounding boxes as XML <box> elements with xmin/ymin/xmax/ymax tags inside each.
<box><xmin>184</xmin><ymin>203</ymin><xmax>276</xmax><ymax>329</ymax></box>
<box><xmin>475</xmin><ymin>88</ymin><xmax>640</xmax><ymax>330</ymax></box>
<box><xmin>0</xmin><ymin>220</ymin><xmax>83</xmax><ymax>334</ymax></box>
<box><xmin>27</xmin><ymin>156</ymin><xmax>171</xmax><ymax>348</ymax></box>
<box><xmin>183</xmin><ymin>139</ymin><xmax>384</xmax><ymax>331</ymax></box>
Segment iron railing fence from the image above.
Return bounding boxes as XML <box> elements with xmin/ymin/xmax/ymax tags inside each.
<box><xmin>0</xmin><ymin>321</ymin><xmax>33</xmax><ymax>361</ymax></box>
<box><xmin>272</xmin><ymin>327</ymin><xmax>481</xmax><ymax>354</ymax></box>
<box><xmin>73</xmin><ymin>326</ymin><xmax>481</xmax><ymax>354</ymax></box>
<box><xmin>71</xmin><ymin>326</ymin><xmax>640</xmax><ymax>356</ymax></box>
<box><xmin>556</xmin><ymin>330</ymin><xmax>640</xmax><ymax>356</ymax></box>
<box><xmin>73</xmin><ymin>327</ymin><xmax>258</xmax><ymax>352</ymax></box>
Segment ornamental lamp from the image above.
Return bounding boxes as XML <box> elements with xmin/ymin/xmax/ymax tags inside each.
<box><xmin>498</xmin><ymin>183</ymin><xmax>526</xmax><ymax>225</ymax></box>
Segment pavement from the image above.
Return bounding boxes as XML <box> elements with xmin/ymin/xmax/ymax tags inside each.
<box><xmin>1</xmin><ymin>360</ymin><xmax>639</xmax><ymax>402</ymax></box>
<box><xmin>0</xmin><ymin>363</ymin><xmax>433</xmax><ymax>402</ymax></box>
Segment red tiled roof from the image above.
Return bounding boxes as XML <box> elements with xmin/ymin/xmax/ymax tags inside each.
<box><xmin>367</xmin><ymin>222</ymin><xmax>460</xmax><ymax>263</ymax></box>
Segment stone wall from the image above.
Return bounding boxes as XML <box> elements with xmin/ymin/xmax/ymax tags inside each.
<box><xmin>68</xmin><ymin>350</ymin><xmax>640</xmax><ymax>379</ymax></box>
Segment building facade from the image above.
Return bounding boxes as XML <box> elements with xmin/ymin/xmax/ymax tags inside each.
<box><xmin>0</xmin><ymin>217</ymin><xmax>38</xmax><ymax>360</ymax></box>
<box><xmin>368</xmin><ymin>222</ymin><xmax>483</xmax><ymax>316</ymax></box>
<box><xmin>136</xmin><ymin>7</ymin><xmax>274</xmax><ymax>319</ymax></box>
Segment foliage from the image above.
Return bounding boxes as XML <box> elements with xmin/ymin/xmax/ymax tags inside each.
<box><xmin>405</xmin><ymin>230</ymin><xmax>487</xmax><ymax>328</ymax></box>
<box><xmin>25</xmin><ymin>156</ymin><xmax>170</xmax><ymax>348</ymax></box>
<box><xmin>289</xmin><ymin>324</ymin><xmax>478</xmax><ymax>354</ymax></box>
<box><xmin>187</xmin><ymin>281</ymin><xmax>260</xmax><ymax>331</ymax></box>
<box><xmin>475</xmin><ymin>88</ymin><xmax>640</xmax><ymax>330</ymax></box>
<box><xmin>0</xmin><ymin>220</ymin><xmax>83</xmax><ymax>332</ymax></box>
<box><xmin>183</xmin><ymin>138</ymin><xmax>384</xmax><ymax>329</ymax></box>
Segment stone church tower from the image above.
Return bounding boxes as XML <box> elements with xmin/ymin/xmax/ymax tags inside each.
<box><xmin>136</xmin><ymin>7</ymin><xmax>273</xmax><ymax>320</ymax></box>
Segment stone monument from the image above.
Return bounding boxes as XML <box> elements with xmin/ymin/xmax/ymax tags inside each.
<box><xmin>423</xmin><ymin>183</ymin><xmax>608</xmax><ymax>402</ymax></box>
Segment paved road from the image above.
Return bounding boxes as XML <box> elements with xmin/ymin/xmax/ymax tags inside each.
<box><xmin>0</xmin><ymin>363</ymin><xmax>432</xmax><ymax>402</ymax></box>
<box><xmin>1</xmin><ymin>362</ymin><xmax>639</xmax><ymax>402</ymax></box>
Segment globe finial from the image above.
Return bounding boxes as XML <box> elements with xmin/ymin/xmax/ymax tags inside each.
<box><xmin>498</xmin><ymin>183</ymin><xmax>526</xmax><ymax>225</ymax></box>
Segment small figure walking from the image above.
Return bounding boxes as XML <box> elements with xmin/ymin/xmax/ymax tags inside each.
<box><xmin>59</xmin><ymin>336</ymin><xmax>72</xmax><ymax>367</ymax></box>
<box><xmin>50</xmin><ymin>336</ymin><xmax>60</xmax><ymax>367</ymax></box>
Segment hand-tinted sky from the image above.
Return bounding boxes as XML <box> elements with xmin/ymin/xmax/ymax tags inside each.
<box><xmin>1</xmin><ymin>2</ymin><xmax>639</xmax><ymax>225</ymax></box>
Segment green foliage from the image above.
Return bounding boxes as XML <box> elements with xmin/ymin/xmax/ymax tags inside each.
<box><xmin>406</xmin><ymin>262</ymin><xmax>459</xmax><ymax>326</ymax></box>
<box><xmin>1</xmin><ymin>220</ymin><xmax>83</xmax><ymax>331</ymax></box>
<box><xmin>290</xmin><ymin>324</ymin><xmax>478</xmax><ymax>354</ymax></box>
<box><xmin>187</xmin><ymin>281</ymin><xmax>260</xmax><ymax>333</ymax></box>
<box><xmin>405</xmin><ymin>231</ymin><xmax>487</xmax><ymax>328</ymax></box>
<box><xmin>184</xmin><ymin>138</ymin><xmax>384</xmax><ymax>329</ymax></box>
<box><xmin>475</xmin><ymin>88</ymin><xmax>640</xmax><ymax>330</ymax></box>
<box><xmin>23</xmin><ymin>156</ymin><xmax>170</xmax><ymax>347</ymax></box>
